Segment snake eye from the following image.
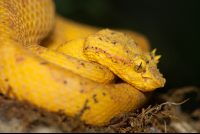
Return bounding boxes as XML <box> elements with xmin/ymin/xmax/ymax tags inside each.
<box><xmin>133</xmin><ymin>59</ymin><xmax>146</xmax><ymax>73</ymax></box>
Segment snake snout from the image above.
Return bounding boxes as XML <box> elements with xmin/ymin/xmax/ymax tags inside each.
<box><xmin>139</xmin><ymin>72</ymin><xmax>165</xmax><ymax>92</ymax></box>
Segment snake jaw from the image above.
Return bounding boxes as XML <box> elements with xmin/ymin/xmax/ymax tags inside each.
<box><xmin>142</xmin><ymin>69</ymin><xmax>165</xmax><ymax>91</ymax></box>
<box><xmin>136</xmin><ymin>66</ymin><xmax>165</xmax><ymax>92</ymax></box>
<box><xmin>143</xmin><ymin>77</ymin><xmax>165</xmax><ymax>91</ymax></box>
<box><xmin>129</xmin><ymin>72</ymin><xmax>165</xmax><ymax>92</ymax></box>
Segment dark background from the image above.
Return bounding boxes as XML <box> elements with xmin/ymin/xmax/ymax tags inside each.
<box><xmin>53</xmin><ymin>0</ymin><xmax>200</xmax><ymax>92</ymax></box>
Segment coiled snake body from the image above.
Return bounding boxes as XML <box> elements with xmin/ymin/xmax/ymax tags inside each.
<box><xmin>0</xmin><ymin>0</ymin><xmax>165</xmax><ymax>126</ymax></box>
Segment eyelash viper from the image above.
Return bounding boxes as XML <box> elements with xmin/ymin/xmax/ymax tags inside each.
<box><xmin>0</xmin><ymin>0</ymin><xmax>165</xmax><ymax>126</ymax></box>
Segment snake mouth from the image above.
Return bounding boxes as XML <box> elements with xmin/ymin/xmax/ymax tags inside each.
<box><xmin>139</xmin><ymin>76</ymin><xmax>165</xmax><ymax>92</ymax></box>
<box><xmin>139</xmin><ymin>64</ymin><xmax>166</xmax><ymax>91</ymax></box>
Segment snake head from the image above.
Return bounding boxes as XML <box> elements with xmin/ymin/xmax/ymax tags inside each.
<box><xmin>130</xmin><ymin>49</ymin><xmax>166</xmax><ymax>92</ymax></box>
<box><xmin>85</xmin><ymin>29</ymin><xmax>166</xmax><ymax>92</ymax></box>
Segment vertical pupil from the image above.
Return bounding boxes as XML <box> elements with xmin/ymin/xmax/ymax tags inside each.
<box><xmin>138</xmin><ymin>62</ymin><xmax>142</xmax><ymax>70</ymax></box>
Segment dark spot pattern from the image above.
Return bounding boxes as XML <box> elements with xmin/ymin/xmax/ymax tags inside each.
<box><xmin>63</xmin><ymin>81</ymin><xmax>67</xmax><ymax>84</ymax></box>
<box><xmin>150</xmin><ymin>53</ymin><xmax>154</xmax><ymax>60</ymax></box>
<box><xmin>93</xmin><ymin>94</ymin><xmax>98</xmax><ymax>103</ymax></box>
<box><xmin>81</xmin><ymin>63</ymin><xmax>84</xmax><ymax>66</ymax></box>
<box><xmin>146</xmin><ymin>61</ymin><xmax>149</xmax><ymax>64</ymax></box>
<box><xmin>102</xmin><ymin>92</ymin><xmax>106</xmax><ymax>96</ymax></box>
<box><xmin>99</xmin><ymin>37</ymin><xmax>102</xmax><ymax>40</ymax></box>
<box><xmin>40</xmin><ymin>62</ymin><xmax>48</xmax><ymax>65</ymax></box>
<box><xmin>85</xmin><ymin>99</ymin><xmax>89</xmax><ymax>103</ymax></box>
<box><xmin>79</xmin><ymin>99</ymin><xmax>90</xmax><ymax>116</ymax></box>
<box><xmin>99</xmin><ymin>66</ymin><xmax>102</xmax><ymax>69</ymax></box>
<box><xmin>80</xmin><ymin>90</ymin><xmax>83</xmax><ymax>93</ymax></box>
<box><xmin>5</xmin><ymin>85</ymin><xmax>12</xmax><ymax>98</ymax></box>
<box><xmin>5</xmin><ymin>79</ymin><xmax>8</xmax><ymax>81</ymax></box>
<box><xmin>84</xmin><ymin>99</ymin><xmax>90</xmax><ymax>110</ymax></box>
<box><xmin>111</xmin><ymin>42</ymin><xmax>116</xmax><ymax>45</ymax></box>
<box><xmin>134</xmin><ymin>41</ymin><xmax>138</xmax><ymax>46</ymax></box>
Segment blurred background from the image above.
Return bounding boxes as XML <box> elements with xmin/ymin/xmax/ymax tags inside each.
<box><xmin>53</xmin><ymin>0</ymin><xmax>200</xmax><ymax>92</ymax></box>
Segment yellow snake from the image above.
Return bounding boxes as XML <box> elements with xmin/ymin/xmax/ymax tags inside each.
<box><xmin>0</xmin><ymin>0</ymin><xmax>165</xmax><ymax>126</ymax></box>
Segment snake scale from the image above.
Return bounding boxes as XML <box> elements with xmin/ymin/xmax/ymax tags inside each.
<box><xmin>0</xmin><ymin>0</ymin><xmax>165</xmax><ymax>126</ymax></box>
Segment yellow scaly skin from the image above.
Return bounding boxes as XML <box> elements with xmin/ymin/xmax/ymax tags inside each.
<box><xmin>0</xmin><ymin>0</ymin><xmax>165</xmax><ymax>126</ymax></box>
<box><xmin>57</xmin><ymin>29</ymin><xmax>165</xmax><ymax>91</ymax></box>
<box><xmin>25</xmin><ymin>43</ymin><xmax>115</xmax><ymax>84</ymax></box>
